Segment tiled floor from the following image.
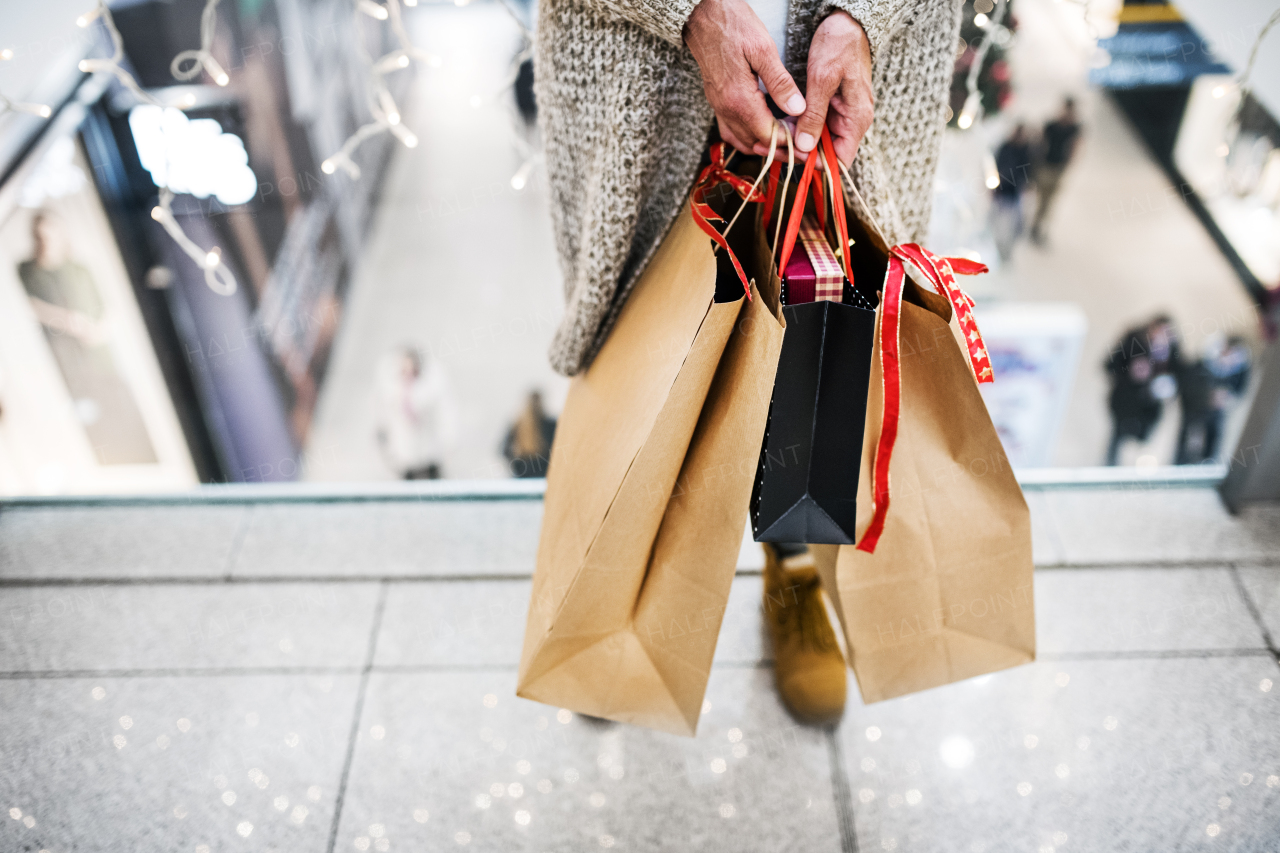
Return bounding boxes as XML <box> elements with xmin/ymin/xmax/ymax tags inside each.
<box><xmin>1</xmin><ymin>487</ymin><xmax>1277</xmax><ymax>852</ymax></box>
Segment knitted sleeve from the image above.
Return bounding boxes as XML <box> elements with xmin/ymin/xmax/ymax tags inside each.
<box><xmin>569</xmin><ymin>0</ymin><xmax>702</xmax><ymax>46</ymax></box>
<box><xmin>818</xmin><ymin>0</ymin><xmax>928</xmax><ymax>57</ymax></box>
<box><xmin>807</xmin><ymin>0</ymin><xmax>960</xmax><ymax>244</ymax></box>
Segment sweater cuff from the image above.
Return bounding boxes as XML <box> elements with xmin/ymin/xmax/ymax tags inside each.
<box><xmin>818</xmin><ymin>0</ymin><xmax>916</xmax><ymax>59</ymax></box>
<box><xmin>631</xmin><ymin>0</ymin><xmax>703</xmax><ymax>47</ymax></box>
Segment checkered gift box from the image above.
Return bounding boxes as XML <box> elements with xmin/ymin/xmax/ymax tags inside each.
<box><xmin>798</xmin><ymin>216</ymin><xmax>845</xmax><ymax>302</ymax></box>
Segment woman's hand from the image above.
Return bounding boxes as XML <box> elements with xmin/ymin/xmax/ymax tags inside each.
<box><xmin>685</xmin><ymin>0</ymin><xmax>807</xmax><ymax>157</ymax></box>
<box><xmin>795</xmin><ymin>10</ymin><xmax>873</xmax><ymax>166</ymax></box>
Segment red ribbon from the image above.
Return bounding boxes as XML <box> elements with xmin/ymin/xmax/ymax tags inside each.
<box><xmin>855</xmin><ymin>244</ymin><xmax>991</xmax><ymax>554</ymax></box>
<box><xmin>819</xmin><ymin>131</ymin><xmax>854</xmax><ymax>286</ymax></box>
<box><xmin>772</xmin><ymin>128</ymin><xmax>854</xmax><ymax>288</ymax></box>
<box><xmin>690</xmin><ymin>142</ymin><xmax>763</xmax><ymax>299</ymax></box>
<box><xmin>776</xmin><ymin>143</ymin><xmax>820</xmax><ymax>279</ymax></box>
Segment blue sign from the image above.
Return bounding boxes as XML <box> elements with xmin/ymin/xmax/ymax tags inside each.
<box><xmin>1091</xmin><ymin>23</ymin><xmax>1232</xmax><ymax>89</ymax></box>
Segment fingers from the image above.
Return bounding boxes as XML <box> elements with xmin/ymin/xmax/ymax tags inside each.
<box><xmin>745</xmin><ymin>39</ymin><xmax>805</xmax><ymax>118</ymax></box>
<box><xmin>795</xmin><ymin>52</ymin><xmax>842</xmax><ymax>154</ymax></box>
<box><xmin>713</xmin><ymin>81</ymin><xmax>776</xmax><ymax>154</ymax></box>
<box><xmin>717</xmin><ymin>116</ymin><xmax>756</xmax><ymax>157</ymax></box>
<box><xmin>827</xmin><ymin>89</ymin><xmax>873</xmax><ymax>166</ymax></box>
<box><xmin>798</xmin><ymin>11</ymin><xmax>873</xmax><ymax>159</ymax></box>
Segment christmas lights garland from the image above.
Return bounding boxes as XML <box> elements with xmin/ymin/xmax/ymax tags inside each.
<box><xmin>77</xmin><ymin>0</ymin><xmax>240</xmax><ymax>294</ymax></box>
<box><xmin>320</xmin><ymin>0</ymin><xmax>437</xmax><ymax>179</ymax></box>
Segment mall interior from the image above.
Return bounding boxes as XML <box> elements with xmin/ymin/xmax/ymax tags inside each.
<box><xmin>1</xmin><ymin>0</ymin><xmax>1279</xmax><ymax>850</ymax></box>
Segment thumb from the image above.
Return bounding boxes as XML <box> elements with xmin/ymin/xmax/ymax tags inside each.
<box><xmin>746</xmin><ymin>40</ymin><xmax>806</xmax><ymax>118</ymax></box>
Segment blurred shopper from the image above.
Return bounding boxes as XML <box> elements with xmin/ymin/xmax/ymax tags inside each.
<box><xmin>1030</xmin><ymin>98</ymin><xmax>1082</xmax><ymax>245</ymax></box>
<box><xmin>1104</xmin><ymin>315</ymin><xmax>1181</xmax><ymax>465</ymax></box>
<box><xmin>502</xmin><ymin>390</ymin><xmax>557</xmax><ymax>478</ymax></box>
<box><xmin>375</xmin><ymin>346</ymin><xmax>457</xmax><ymax>480</ymax></box>
<box><xmin>991</xmin><ymin>123</ymin><xmax>1034</xmax><ymax>261</ymax></box>
<box><xmin>1175</xmin><ymin>334</ymin><xmax>1252</xmax><ymax>464</ymax></box>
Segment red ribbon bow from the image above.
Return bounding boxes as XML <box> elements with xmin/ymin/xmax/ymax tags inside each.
<box><xmin>690</xmin><ymin>142</ymin><xmax>765</xmax><ymax>298</ymax></box>
<box><xmin>856</xmin><ymin>244</ymin><xmax>992</xmax><ymax>554</ymax></box>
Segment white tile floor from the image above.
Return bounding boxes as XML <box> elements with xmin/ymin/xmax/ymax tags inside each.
<box><xmin>0</xmin><ymin>488</ymin><xmax>1277</xmax><ymax>852</ymax></box>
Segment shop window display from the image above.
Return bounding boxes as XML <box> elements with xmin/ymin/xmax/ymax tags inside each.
<box><xmin>0</xmin><ymin>133</ymin><xmax>196</xmax><ymax>493</ymax></box>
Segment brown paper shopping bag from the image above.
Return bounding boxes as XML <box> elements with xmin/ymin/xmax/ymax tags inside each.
<box><xmin>518</xmin><ymin>146</ymin><xmax>785</xmax><ymax>736</ymax></box>
<box><xmin>811</xmin><ymin>169</ymin><xmax>1036</xmax><ymax>704</ymax></box>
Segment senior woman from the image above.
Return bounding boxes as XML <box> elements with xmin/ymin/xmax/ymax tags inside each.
<box><xmin>536</xmin><ymin>0</ymin><xmax>962</xmax><ymax>724</ymax></box>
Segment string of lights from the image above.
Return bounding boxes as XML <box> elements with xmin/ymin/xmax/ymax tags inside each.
<box><xmin>956</xmin><ymin>0</ymin><xmax>1007</xmax><ymax>131</ymax></box>
<box><xmin>492</xmin><ymin>0</ymin><xmax>538</xmax><ymax>190</ymax></box>
<box><xmin>1</xmin><ymin>49</ymin><xmax>54</xmax><ymax>118</ymax></box>
<box><xmin>170</xmin><ymin>0</ymin><xmax>230</xmax><ymax>87</ymax></box>
<box><xmin>76</xmin><ymin>1</ymin><xmax>159</xmax><ymax>107</ymax></box>
<box><xmin>320</xmin><ymin>0</ymin><xmax>439</xmax><ymax>179</ymax></box>
<box><xmin>76</xmin><ymin>0</ymin><xmax>239</xmax><ymax>294</ymax></box>
<box><xmin>1225</xmin><ymin>6</ymin><xmax>1280</xmax><ymax>145</ymax></box>
<box><xmin>477</xmin><ymin>0</ymin><xmax>533</xmax><ymax>108</ymax></box>
<box><xmin>952</xmin><ymin>0</ymin><xmax>1008</xmax><ymax>193</ymax></box>
<box><xmin>0</xmin><ymin>93</ymin><xmax>52</xmax><ymax>119</ymax></box>
<box><xmin>151</xmin><ymin>188</ymin><xmax>237</xmax><ymax>295</ymax></box>
<box><xmin>319</xmin><ymin>0</ymin><xmax>536</xmax><ymax>190</ymax></box>
<box><xmin>1238</xmin><ymin>7</ymin><xmax>1280</xmax><ymax>96</ymax></box>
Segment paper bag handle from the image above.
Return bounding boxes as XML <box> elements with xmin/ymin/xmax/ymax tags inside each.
<box><xmin>690</xmin><ymin>123</ymin><xmax>786</xmax><ymax>299</ymax></box>
<box><xmin>775</xmin><ymin>127</ymin><xmax>853</xmax><ymax>286</ymax></box>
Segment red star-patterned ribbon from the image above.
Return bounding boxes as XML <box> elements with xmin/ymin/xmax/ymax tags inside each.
<box><xmin>892</xmin><ymin>244</ymin><xmax>993</xmax><ymax>384</ymax></box>
<box><xmin>856</xmin><ymin>243</ymin><xmax>991</xmax><ymax>554</ymax></box>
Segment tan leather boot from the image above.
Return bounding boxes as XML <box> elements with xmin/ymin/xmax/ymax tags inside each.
<box><xmin>762</xmin><ymin>543</ymin><xmax>847</xmax><ymax>725</ymax></box>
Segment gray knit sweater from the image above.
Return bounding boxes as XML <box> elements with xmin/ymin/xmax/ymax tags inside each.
<box><xmin>537</xmin><ymin>0</ymin><xmax>962</xmax><ymax>376</ymax></box>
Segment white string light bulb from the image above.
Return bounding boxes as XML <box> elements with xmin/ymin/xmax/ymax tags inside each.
<box><xmin>0</xmin><ymin>51</ymin><xmax>54</xmax><ymax>120</ymax></box>
<box><xmin>151</xmin><ymin>190</ymin><xmax>236</xmax><ymax>295</ymax></box>
<box><xmin>75</xmin><ymin>6</ymin><xmax>104</xmax><ymax>28</ymax></box>
<box><xmin>319</xmin><ymin>0</ymin><xmax>530</xmax><ymax>181</ymax></box>
<box><xmin>957</xmin><ymin>91</ymin><xmax>981</xmax><ymax>129</ymax></box>
<box><xmin>510</xmin><ymin>153</ymin><xmax>539</xmax><ymax>190</ymax></box>
<box><xmin>359</xmin><ymin>0</ymin><xmax>390</xmax><ymax>20</ymax></box>
<box><xmin>0</xmin><ymin>96</ymin><xmax>53</xmax><ymax>118</ymax></box>
<box><xmin>170</xmin><ymin>0</ymin><xmax>230</xmax><ymax>86</ymax></box>
<box><xmin>982</xmin><ymin>149</ymin><xmax>1000</xmax><ymax>189</ymax></box>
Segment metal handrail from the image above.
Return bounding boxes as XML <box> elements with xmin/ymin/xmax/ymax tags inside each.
<box><xmin>0</xmin><ymin>465</ymin><xmax>1228</xmax><ymax>508</ymax></box>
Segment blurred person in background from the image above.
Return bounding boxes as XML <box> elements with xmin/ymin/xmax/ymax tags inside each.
<box><xmin>1030</xmin><ymin>97</ymin><xmax>1082</xmax><ymax>246</ymax></box>
<box><xmin>1104</xmin><ymin>315</ymin><xmax>1181</xmax><ymax>465</ymax></box>
<box><xmin>19</xmin><ymin>210</ymin><xmax>156</xmax><ymax>465</ymax></box>
<box><xmin>991</xmin><ymin>123</ymin><xmax>1034</xmax><ymax>261</ymax></box>
<box><xmin>375</xmin><ymin>346</ymin><xmax>457</xmax><ymax>480</ymax></box>
<box><xmin>1175</xmin><ymin>334</ymin><xmax>1252</xmax><ymax>465</ymax></box>
<box><xmin>502</xmin><ymin>390</ymin><xmax>557</xmax><ymax>478</ymax></box>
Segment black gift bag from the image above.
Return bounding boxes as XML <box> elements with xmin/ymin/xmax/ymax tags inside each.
<box><xmin>751</xmin><ymin>132</ymin><xmax>878</xmax><ymax>545</ymax></box>
<box><xmin>751</xmin><ymin>294</ymin><xmax>876</xmax><ymax>544</ymax></box>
